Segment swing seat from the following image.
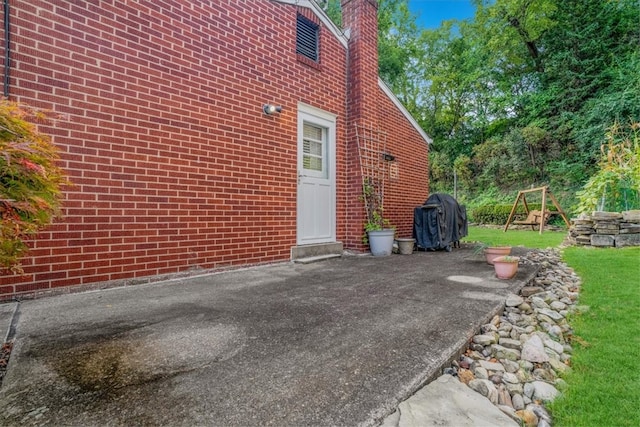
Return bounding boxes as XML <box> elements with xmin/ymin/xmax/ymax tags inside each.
<box><xmin>513</xmin><ymin>210</ymin><xmax>550</xmax><ymax>227</ymax></box>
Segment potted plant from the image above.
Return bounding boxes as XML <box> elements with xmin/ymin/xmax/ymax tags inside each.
<box><xmin>474</xmin><ymin>242</ymin><xmax>512</xmax><ymax>265</ymax></box>
<box><xmin>362</xmin><ymin>178</ymin><xmax>395</xmax><ymax>256</ymax></box>
<box><xmin>493</xmin><ymin>255</ymin><xmax>520</xmax><ymax>279</ymax></box>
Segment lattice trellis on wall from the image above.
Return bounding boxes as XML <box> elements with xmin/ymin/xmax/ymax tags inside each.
<box><xmin>355</xmin><ymin>124</ymin><xmax>388</xmax><ymax>225</ymax></box>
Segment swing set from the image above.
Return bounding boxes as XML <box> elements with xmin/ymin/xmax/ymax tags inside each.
<box><xmin>504</xmin><ymin>186</ymin><xmax>570</xmax><ymax>234</ymax></box>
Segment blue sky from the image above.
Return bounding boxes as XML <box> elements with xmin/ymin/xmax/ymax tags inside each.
<box><xmin>407</xmin><ymin>0</ymin><xmax>476</xmax><ymax>29</ymax></box>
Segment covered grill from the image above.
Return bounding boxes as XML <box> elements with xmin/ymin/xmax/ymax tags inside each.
<box><xmin>413</xmin><ymin>193</ymin><xmax>468</xmax><ymax>252</ymax></box>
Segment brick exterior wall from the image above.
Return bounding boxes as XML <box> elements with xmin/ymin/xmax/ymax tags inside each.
<box><xmin>342</xmin><ymin>0</ymin><xmax>428</xmax><ymax>247</ymax></box>
<box><xmin>343</xmin><ymin>0</ymin><xmax>378</xmax><ymax>249</ymax></box>
<box><xmin>379</xmin><ymin>91</ymin><xmax>430</xmax><ymax>239</ymax></box>
<box><xmin>0</xmin><ymin>0</ymin><xmax>428</xmax><ymax>300</ymax></box>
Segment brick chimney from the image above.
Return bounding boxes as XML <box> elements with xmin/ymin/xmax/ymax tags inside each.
<box><xmin>341</xmin><ymin>0</ymin><xmax>380</xmax><ymax>249</ymax></box>
<box><xmin>341</xmin><ymin>0</ymin><xmax>379</xmax><ymax>128</ymax></box>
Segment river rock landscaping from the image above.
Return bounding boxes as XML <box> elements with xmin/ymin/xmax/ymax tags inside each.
<box><xmin>444</xmin><ymin>248</ymin><xmax>583</xmax><ymax>427</ymax></box>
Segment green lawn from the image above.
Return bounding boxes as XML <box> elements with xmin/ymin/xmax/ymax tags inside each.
<box><xmin>462</xmin><ymin>226</ymin><xmax>566</xmax><ymax>249</ymax></box>
<box><xmin>549</xmin><ymin>246</ymin><xmax>640</xmax><ymax>427</ymax></box>
<box><xmin>463</xmin><ymin>227</ymin><xmax>640</xmax><ymax>426</ymax></box>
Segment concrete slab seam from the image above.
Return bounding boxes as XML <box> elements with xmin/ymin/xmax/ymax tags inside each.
<box><xmin>2</xmin><ymin>302</ymin><xmax>19</xmax><ymax>344</ymax></box>
<box><xmin>3</xmin><ymin>260</ymin><xmax>293</xmax><ymax>303</ymax></box>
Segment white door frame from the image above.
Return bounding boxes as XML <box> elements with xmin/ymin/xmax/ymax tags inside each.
<box><xmin>296</xmin><ymin>103</ymin><xmax>337</xmax><ymax>245</ymax></box>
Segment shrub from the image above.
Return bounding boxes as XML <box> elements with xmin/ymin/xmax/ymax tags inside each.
<box><xmin>470</xmin><ymin>203</ymin><xmax>556</xmax><ymax>225</ymax></box>
<box><xmin>471</xmin><ymin>204</ymin><xmax>513</xmax><ymax>225</ymax></box>
<box><xmin>0</xmin><ymin>100</ymin><xmax>68</xmax><ymax>273</ymax></box>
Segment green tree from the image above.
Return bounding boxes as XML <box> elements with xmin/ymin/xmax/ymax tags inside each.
<box><xmin>453</xmin><ymin>154</ymin><xmax>473</xmax><ymax>190</ymax></box>
<box><xmin>475</xmin><ymin>0</ymin><xmax>557</xmax><ymax>71</ymax></box>
<box><xmin>326</xmin><ymin>0</ymin><xmax>424</xmax><ymax>106</ymax></box>
<box><xmin>325</xmin><ymin>0</ymin><xmax>342</xmax><ymax>26</ymax></box>
<box><xmin>519</xmin><ymin>0</ymin><xmax>640</xmax><ymax>199</ymax></box>
<box><xmin>328</xmin><ymin>0</ymin><xmax>640</xmax><ymax>214</ymax></box>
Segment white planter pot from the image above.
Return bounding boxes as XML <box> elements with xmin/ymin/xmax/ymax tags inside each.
<box><xmin>368</xmin><ymin>229</ymin><xmax>395</xmax><ymax>256</ymax></box>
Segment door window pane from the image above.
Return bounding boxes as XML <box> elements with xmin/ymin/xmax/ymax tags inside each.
<box><xmin>302</xmin><ymin>123</ymin><xmax>326</xmax><ymax>177</ymax></box>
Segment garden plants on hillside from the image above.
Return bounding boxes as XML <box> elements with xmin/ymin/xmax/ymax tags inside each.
<box><xmin>575</xmin><ymin>121</ymin><xmax>639</xmax><ymax>214</ymax></box>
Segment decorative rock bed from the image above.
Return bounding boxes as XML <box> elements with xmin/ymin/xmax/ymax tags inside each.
<box><xmin>568</xmin><ymin>210</ymin><xmax>640</xmax><ymax>247</ymax></box>
<box><xmin>444</xmin><ymin>249</ymin><xmax>583</xmax><ymax>427</ymax></box>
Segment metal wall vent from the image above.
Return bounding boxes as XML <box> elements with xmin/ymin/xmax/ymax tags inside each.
<box><xmin>296</xmin><ymin>14</ymin><xmax>319</xmax><ymax>62</ymax></box>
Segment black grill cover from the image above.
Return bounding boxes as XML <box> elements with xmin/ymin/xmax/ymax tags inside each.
<box><xmin>413</xmin><ymin>193</ymin><xmax>468</xmax><ymax>251</ymax></box>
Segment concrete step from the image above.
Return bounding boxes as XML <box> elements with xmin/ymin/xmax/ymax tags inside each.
<box><xmin>290</xmin><ymin>242</ymin><xmax>343</xmax><ymax>260</ymax></box>
<box><xmin>293</xmin><ymin>254</ymin><xmax>342</xmax><ymax>264</ymax></box>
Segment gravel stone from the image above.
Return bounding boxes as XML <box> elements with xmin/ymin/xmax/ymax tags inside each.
<box><xmin>474</xmin><ymin>366</ymin><xmax>489</xmax><ymax>380</ymax></box>
<box><xmin>469</xmin><ymin>379</ymin><xmax>499</xmax><ymax>404</ymax></box>
<box><xmin>523</xmin><ymin>382</ymin><xmax>534</xmax><ymax>398</ymax></box>
<box><xmin>502</xmin><ymin>372</ymin><xmax>519</xmax><ymax>384</ymax></box>
<box><xmin>473</xmin><ymin>334</ymin><xmax>497</xmax><ymax>346</ymax></box>
<box><xmin>479</xmin><ymin>360</ymin><xmax>506</xmax><ymax>372</ymax></box>
<box><xmin>532</xmin><ymin>381</ymin><xmax>560</xmax><ymax>401</ymax></box>
<box><xmin>531</xmin><ymin>297</ymin><xmax>549</xmax><ymax>310</ymax></box>
<box><xmin>499</xmin><ymin>338</ymin><xmax>522</xmax><ymax>351</ymax></box>
<box><xmin>491</xmin><ymin>344</ymin><xmax>521</xmax><ymax>361</ymax></box>
<box><xmin>543</xmin><ymin>337</ymin><xmax>564</xmax><ymax>355</ymax></box>
<box><xmin>538</xmin><ymin>308</ymin><xmax>564</xmax><ymax>321</ymax></box>
<box><xmin>500</xmin><ymin>359</ymin><xmax>519</xmax><ymax>374</ymax></box>
<box><xmin>550</xmin><ymin>301</ymin><xmax>567</xmax><ymax>311</ymax></box>
<box><xmin>506</xmin><ymin>294</ymin><xmax>524</xmax><ymax>307</ymax></box>
<box><xmin>521</xmin><ymin>335</ymin><xmax>549</xmax><ymax>363</ymax></box>
<box><xmin>511</xmin><ymin>394</ymin><xmax>525</xmax><ymax>410</ymax></box>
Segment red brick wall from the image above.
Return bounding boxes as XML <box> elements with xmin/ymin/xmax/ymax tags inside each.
<box><xmin>342</xmin><ymin>0</ymin><xmax>428</xmax><ymax>248</ymax></box>
<box><xmin>0</xmin><ymin>0</ymin><xmax>428</xmax><ymax>300</ymax></box>
<box><xmin>343</xmin><ymin>0</ymin><xmax>379</xmax><ymax>249</ymax></box>
<box><xmin>0</xmin><ymin>3</ymin><xmax>5</xmax><ymax>97</ymax></box>
<box><xmin>379</xmin><ymin>89</ymin><xmax>430</xmax><ymax>239</ymax></box>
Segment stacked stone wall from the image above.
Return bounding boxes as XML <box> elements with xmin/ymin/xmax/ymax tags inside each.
<box><xmin>568</xmin><ymin>211</ymin><xmax>640</xmax><ymax>247</ymax></box>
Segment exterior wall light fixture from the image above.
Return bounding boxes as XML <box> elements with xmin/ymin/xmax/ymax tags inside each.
<box><xmin>263</xmin><ymin>104</ymin><xmax>283</xmax><ymax>115</ymax></box>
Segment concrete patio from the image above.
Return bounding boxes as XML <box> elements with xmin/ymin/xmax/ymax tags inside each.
<box><xmin>0</xmin><ymin>246</ymin><xmax>535</xmax><ymax>426</ymax></box>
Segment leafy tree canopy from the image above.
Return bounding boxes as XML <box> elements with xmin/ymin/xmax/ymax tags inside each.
<box><xmin>324</xmin><ymin>0</ymin><xmax>640</xmax><ymax>214</ymax></box>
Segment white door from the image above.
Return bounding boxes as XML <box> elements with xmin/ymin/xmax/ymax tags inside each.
<box><xmin>297</xmin><ymin>104</ymin><xmax>336</xmax><ymax>245</ymax></box>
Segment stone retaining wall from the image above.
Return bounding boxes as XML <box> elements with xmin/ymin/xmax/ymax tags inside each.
<box><xmin>568</xmin><ymin>210</ymin><xmax>640</xmax><ymax>247</ymax></box>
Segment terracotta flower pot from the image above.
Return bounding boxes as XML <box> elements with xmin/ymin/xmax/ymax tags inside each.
<box><xmin>493</xmin><ymin>255</ymin><xmax>520</xmax><ymax>279</ymax></box>
<box><xmin>484</xmin><ymin>246</ymin><xmax>512</xmax><ymax>265</ymax></box>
